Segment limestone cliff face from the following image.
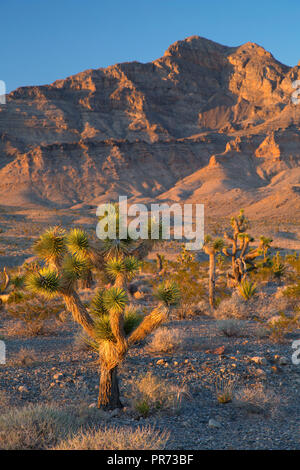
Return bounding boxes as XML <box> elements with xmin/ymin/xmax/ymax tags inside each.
<box><xmin>0</xmin><ymin>36</ymin><xmax>300</xmax><ymax>217</ymax></box>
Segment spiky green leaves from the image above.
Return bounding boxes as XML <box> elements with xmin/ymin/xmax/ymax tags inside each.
<box><xmin>92</xmin><ymin>308</ymin><xmax>143</xmax><ymax>344</ymax></box>
<box><xmin>102</xmin><ymin>287</ymin><xmax>128</xmax><ymax>314</ymax></box>
<box><xmin>25</xmin><ymin>267</ymin><xmax>60</xmax><ymax>299</ymax></box>
<box><xmin>155</xmin><ymin>281</ymin><xmax>180</xmax><ymax>307</ymax></box>
<box><xmin>66</xmin><ymin>228</ymin><xmax>89</xmax><ymax>259</ymax></box>
<box><xmin>61</xmin><ymin>255</ymin><xmax>90</xmax><ymax>289</ymax></box>
<box><xmin>238</xmin><ymin>278</ymin><xmax>257</xmax><ymax>301</ymax></box>
<box><xmin>105</xmin><ymin>256</ymin><xmax>140</xmax><ymax>286</ymax></box>
<box><xmin>204</xmin><ymin>235</ymin><xmax>224</xmax><ymax>253</ymax></box>
<box><xmin>238</xmin><ymin>233</ymin><xmax>254</xmax><ymax>243</ymax></box>
<box><xmin>90</xmin><ymin>289</ymin><xmax>107</xmax><ymax>317</ymax></box>
<box><xmin>33</xmin><ymin>227</ymin><xmax>66</xmax><ymax>267</ymax></box>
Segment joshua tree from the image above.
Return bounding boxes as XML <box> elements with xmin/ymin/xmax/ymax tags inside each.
<box><xmin>0</xmin><ymin>267</ymin><xmax>10</xmax><ymax>303</ymax></box>
<box><xmin>272</xmin><ymin>251</ymin><xmax>286</xmax><ymax>283</ymax></box>
<box><xmin>222</xmin><ymin>210</ymin><xmax>272</xmax><ymax>287</ymax></box>
<box><xmin>203</xmin><ymin>235</ymin><xmax>224</xmax><ymax>310</ymax></box>
<box><xmin>25</xmin><ymin>226</ymin><xmax>179</xmax><ymax>409</ymax></box>
<box><xmin>105</xmin><ymin>256</ymin><xmax>141</xmax><ymax>291</ymax></box>
<box><xmin>90</xmin><ymin>281</ymin><xmax>180</xmax><ymax>408</ymax></box>
<box><xmin>156</xmin><ymin>253</ymin><xmax>165</xmax><ymax>273</ymax></box>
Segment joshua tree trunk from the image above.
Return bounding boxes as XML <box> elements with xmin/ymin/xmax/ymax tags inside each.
<box><xmin>98</xmin><ymin>366</ymin><xmax>123</xmax><ymax>410</ymax></box>
<box><xmin>208</xmin><ymin>253</ymin><xmax>216</xmax><ymax>310</ymax></box>
<box><xmin>156</xmin><ymin>253</ymin><xmax>163</xmax><ymax>271</ymax></box>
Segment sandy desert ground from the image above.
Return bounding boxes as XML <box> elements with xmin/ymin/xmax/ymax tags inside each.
<box><xmin>0</xmin><ymin>207</ymin><xmax>299</xmax><ymax>450</ymax></box>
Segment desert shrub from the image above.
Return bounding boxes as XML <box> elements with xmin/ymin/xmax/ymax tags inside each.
<box><xmin>56</xmin><ymin>425</ymin><xmax>169</xmax><ymax>450</ymax></box>
<box><xmin>254</xmin><ymin>325</ymin><xmax>270</xmax><ymax>338</ymax></box>
<box><xmin>249</xmin><ymin>265</ymin><xmax>274</xmax><ymax>283</ymax></box>
<box><xmin>6</xmin><ymin>297</ymin><xmax>64</xmax><ymax>336</ymax></box>
<box><xmin>215</xmin><ymin>375</ymin><xmax>236</xmax><ymax>404</ymax></box>
<box><xmin>238</xmin><ymin>279</ymin><xmax>257</xmax><ymax>301</ymax></box>
<box><xmin>0</xmin><ymin>404</ymin><xmax>77</xmax><ymax>450</ymax></box>
<box><xmin>146</xmin><ymin>327</ymin><xmax>181</xmax><ymax>353</ymax></box>
<box><xmin>141</xmin><ymin>260</ymin><xmax>157</xmax><ymax>275</ymax></box>
<box><xmin>272</xmin><ymin>252</ymin><xmax>286</xmax><ymax>281</ymax></box>
<box><xmin>6</xmin><ymin>291</ymin><xmax>25</xmax><ymax>304</ymax></box>
<box><xmin>0</xmin><ymin>390</ymin><xmax>10</xmax><ymax>409</ymax></box>
<box><xmin>11</xmin><ymin>347</ymin><xmax>38</xmax><ymax>367</ymax></box>
<box><xmin>285</xmin><ymin>252</ymin><xmax>300</xmax><ymax>274</ymax></box>
<box><xmin>10</xmin><ymin>274</ymin><xmax>25</xmax><ymax>289</ymax></box>
<box><xmin>234</xmin><ymin>383</ymin><xmax>279</xmax><ymax>416</ymax></box>
<box><xmin>283</xmin><ymin>282</ymin><xmax>300</xmax><ymax>299</ymax></box>
<box><xmin>216</xmin><ymin>319</ymin><xmax>243</xmax><ymax>337</ymax></box>
<box><xmin>131</xmin><ymin>372</ymin><xmax>189</xmax><ymax>416</ymax></box>
<box><xmin>254</xmin><ymin>293</ymin><xmax>293</xmax><ymax>321</ymax></box>
<box><xmin>162</xmin><ymin>257</ymin><xmax>205</xmax><ymax>319</ymax></box>
<box><xmin>215</xmin><ymin>291</ymin><xmax>249</xmax><ymax>319</ymax></box>
<box><xmin>192</xmin><ymin>299</ymin><xmax>210</xmax><ymax>316</ymax></box>
<box><xmin>266</xmin><ymin>312</ymin><xmax>300</xmax><ymax>342</ymax></box>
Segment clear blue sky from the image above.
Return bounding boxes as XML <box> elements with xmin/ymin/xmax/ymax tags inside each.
<box><xmin>1</xmin><ymin>0</ymin><xmax>300</xmax><ymax>93</ymax></box>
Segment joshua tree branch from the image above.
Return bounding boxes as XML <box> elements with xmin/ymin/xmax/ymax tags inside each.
<box><xmin>127</xmin><ymin>306</ymin><xmax>168</xmax><ymax>346</ymax></box>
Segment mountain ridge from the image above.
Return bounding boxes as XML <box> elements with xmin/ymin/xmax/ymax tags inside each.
<box><xmin>0</xmin><ymin>35</ymin><xmax>300</xmax><ymax>218</ymax></box>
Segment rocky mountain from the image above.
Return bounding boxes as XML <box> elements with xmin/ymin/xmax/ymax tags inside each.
<box><xmin>1</xmin><ymin>35</ymin><xmax>300</xmax><ymax>218</ymax></box>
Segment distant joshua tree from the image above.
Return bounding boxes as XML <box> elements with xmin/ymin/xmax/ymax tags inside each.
<box><xmin>26</xmin><ymin>221</ymin><xmax>180</xmax><ymax>409</ymax></box>
<box><xmin>203</xmin><ymin>235</ymin><xmax>224</xmax><ymax>309</ymax></box>
<box><xmin>222</xmin><ymin>210</ymin><xmax>272</xmax><ymax>287</ymax></box>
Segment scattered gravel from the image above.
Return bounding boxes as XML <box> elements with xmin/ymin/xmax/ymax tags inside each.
<box><xmin>1</xmin><ymin>315</ymin><xmax>299</xmax><ymax>450</ymax></box>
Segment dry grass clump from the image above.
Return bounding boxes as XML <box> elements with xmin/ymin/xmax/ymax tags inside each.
<box><xmin>216</xmin><ymin>319</ymin><xmax>243</xmax><ymax>337</ymax></box>
<box><xmin>0</xmin><ymin>389</ymin><xmax>10</xmax><ymax>409</ymax></box>
<box><xmin>0</xmin><ymin>404</ymin><xmax>76</xmax><ymax>450</ymax></box>
<box><xmin>216</xmin><ymin>376</ymin><xmax>237</xmax><ymax>404</ymax></box>
<box><xmin>234</xmin><ymin>383</ymin><xmax>279</xmax><ymax>416</ymax></box>
<box><xmin>146</xmin><ymin>327</ymin><xmax>181</xmax><ymax>354</ymax></box>
<box><xmin>215</xmin><ymin>292</ymin><xmax>249</xmax><ymax>319</ymax></box>
<box><xmin>11</xmin><ymin>347</ymin><xmax>38</xmax><ymax>367</ymax></box>
<box><xmin>131</xmin><ymin>372</ymin><xmax>190</xmax><ymax>417</ymax></box>
<box><xmin>55</xmin><ymin>425</ymin><xmax>169</xmax><ymax>450</ymax></box>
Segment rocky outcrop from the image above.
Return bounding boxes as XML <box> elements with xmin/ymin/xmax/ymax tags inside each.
<box><xmin>0</xmin><ymin>36</ymin><xmax>300</xmax><ymax>217</ymax></box>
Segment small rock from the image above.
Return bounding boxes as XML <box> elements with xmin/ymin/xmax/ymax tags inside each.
<box><xmin>18</xmin><ymin>385</ymin><xmax>28</xmax><ymax>393</ymax></box>
<box><xmin>156</xmin><ymin>359</ymin><xmax>164</xmax><ymax>365</ymax></box>
<box><xmin>279</xmin><ymin>356</ymin><xmax>288</xmax><ymax>366</ymax></box>
<box><xmin>110</xmin><ymin>408</ymin><xmax>120</xmax><ymax>417</ymax></box>
<box><xmin>254</xmin><ymin>368</ymin><xmax>266</xmax><ymax>377</ymax></box>
<box><xmin>251</xmin><ymin>356</ymin><xmax>267</xmax><ymax>365</ymax></box>
<box><xmin>53</xmin><ymin>373</ymin><xmax>63</xmax><ymax>380</ymax></box>
<box><xmin>208</xmin><ymin>418</ymin><xmax>221</xmax><ymax>429</ymax></box>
